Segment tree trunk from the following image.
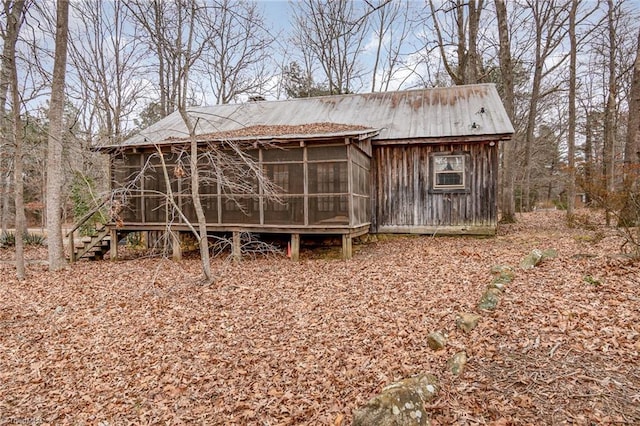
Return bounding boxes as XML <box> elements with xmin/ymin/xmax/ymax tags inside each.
<box><xmin>0</xmin><ymin>0</ymin><xmax>20</xmax><ymax>235</ymax></box>
<box><xmin>566</xmin><ymin>0</ymin><xmax>577</xmax><ymax>219</ymax></box>
<box><xmin>583</xmin><ymin>111</ymin><xmax>593</xmax><ymax>205</ymax></box>
<box><xmin>4</xmin><ymin>0</ymin><xmax>26</xmax><ymax>279</ymax></box>
<box><xmin>181</xmin><ymin>109</ymin><xmax>212</xmax><ymax>283</ymax></box>
<box><xmin>1</xmin><ymin>171</ymin><xmax>10</xmax><ymax>233</ymax></box>
<box><xmin>178</xmin><ymin>0</ymin><xmax>212</xmax><ymax>283</ymax></box>
<box><xmin>11</xmin><ymin>63</ymin><xmax>25</xmax><ymax>280</ymax></box>
<box><xmin>495</xmin><ymin>0</ymin><xmax>516</xmax><ymax>223</ymax></box>
<box><xmin>46</xmin><ymin>0</ymin><xmax>70</xmax><ymax>270</ymax></box>
<box><xmin>618</xmin><ymin>27</ymin><xmax>640</xmax><ymax>227</ymax></box>
<box><xmin>603</xmin><ymin>0</ymin><xmax>617</xmax><ymax>226</ymax></box>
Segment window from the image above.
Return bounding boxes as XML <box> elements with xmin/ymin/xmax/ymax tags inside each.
<box><xmin>433</xmin><ymin>155</ymin><xmax>466</xmax><ymax>189</ymax></box>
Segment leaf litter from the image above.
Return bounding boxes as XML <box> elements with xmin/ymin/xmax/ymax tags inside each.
<box><xmin>0</xmin><ymin>210</ymin><xmax>638</xmax><ymax>425</ymax></box>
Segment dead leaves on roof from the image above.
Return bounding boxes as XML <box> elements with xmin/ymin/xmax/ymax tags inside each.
<box><xmin>165</xmin><ymin>122</ymin><xmax>374</xmax><ymax>143</ymax></box>
<box><xmin>0</xmin><ymin>210</ymin><xmax>639</xmax><ymax>424</ymax></box>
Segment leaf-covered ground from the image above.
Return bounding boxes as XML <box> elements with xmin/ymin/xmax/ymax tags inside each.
<box><xmin>1</xmin><ymin>210</ymin><xmax>639</xmax><ymax>425</ymax></box>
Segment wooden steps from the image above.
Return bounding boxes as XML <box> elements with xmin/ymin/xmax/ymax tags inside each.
<box><xmin>70</xmin><ymin>226</ymin><xmax>112</xmax><ymax>262</ymax></box>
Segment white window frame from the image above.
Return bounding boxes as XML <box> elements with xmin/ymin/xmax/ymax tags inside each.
<box><xmin>433</xmin><ymin>154</ymin><xmax>466</xmax><ymax>190</ymax></box>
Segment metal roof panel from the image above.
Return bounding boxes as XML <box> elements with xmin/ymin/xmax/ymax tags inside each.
<box><xmin>114</xmin><ymin>84</ymin><xmax>514</xmax><ymax>148</ymax></box>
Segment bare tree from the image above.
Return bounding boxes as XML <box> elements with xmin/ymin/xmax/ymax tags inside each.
<box><xmin>520</xmin><ymin>0</ymin><xmax>572</xmax><ymax>211</ymax></box>
<box><xmin>46</xmin><ymin>0</ymin><xmax>70</xmax><ymax>271</ymax></box>
<box><xmin>68</xmin><ymin>0</ymin><xmax>147</xmax><ymax>145</ymax></box>
<box><xmin>199</xmin><ymin>0</ymin><xmax>274</xmax><ymax>104</ymax></box>
<box><xmin>566</xmin><ymin>0</ymin><xmax>578</xmax><ymax>219</ymax></box>
<box><xmin>174</xmin><ymin>0</ymin><xmax>213</xmax><ymax>282</ymax></box>
<box><xmin>0</xmin><ymin>2</ymin><xmax>16</xmax><ymax>234</ymax></box>
<box><xmin>369</xmin><ymin>1</ymin><xmax>413</xmax><ymax>92</ymax></box>
<box><xmin>428</xmin><ymin>0</ymin><xmax>486</xmax><ymax>85</ymax></box>
<box><xmin>619</xmin><ymin>27</ymin><xmax>640</xmax><ymax>227</ymax></box>
<box><xmin>126</xmin><ymin>0</ymin><xmax>193</xmax><ymax>117</ymax></box>
<box><xmin>2</xmin><ymin>0</ymin><xmax>26</xmax><ymax>273</ymax></box>
<box><xmin>1</xmin><ymin>0</ymin><xmax>27</xmax><ymax>278</ymax></box>
<box><xmin>291</xmin><ymin>0</ymin><xmax>369</xmax><ymax>94</ymax></box>
<box><xmin>495</xmin><ymin>0</ymin><xmax>516</xmax><ymax>223</ymax></box>
<box><xmin>602</xmin><ymin>0</ymin><xmax>618</xmax><ymax>225</ymax></box>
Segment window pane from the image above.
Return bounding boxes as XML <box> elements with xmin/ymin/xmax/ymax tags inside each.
<box><xmin>262</xmin><ymin>148</ymin><xmax>303</xmax><ymax>162</ymax></box>
<box><xmin>143</xmin><ymin>196</ymin><xmax>164</xmax><ymax>222</ymax></box>
<box><xmin>125</xmin><ymin>154</ymin><xmax>141</xmax><ymax>167</ymax></box>
<box><xmin>434</xmin><ymin>155</ymin><xmax>463</xmax><ymax>172</ymax></box>
<box><xmin>264</xmin><ymin>196</ymin><xmax>304</xmax><ymax>225</ymax></box>
<box><xmin>309</xmin><ymin>195</ymin><xmax>349</xmax><ymax>225</ymax></box>
<box><xmin>264</xmin><ymin>163</ymin><xmax>303</xmax><ymax>195</ymax></box>
<box><xmin>308</xmin><ymin>145</ymin><xmax>347</xmax><ymax>161</ymax></box>
<box><xmin>221</xmin><ymin>196</ymin><xmax>259</xmax><ymax>224</ymax></box>
<box><xmin>309</xmin><ymin>163</ymin><xmax>347</xmax><ymax>194</ymax></box>
<box><xmin>436</xmin><ymin>172</ymin><xmax>463</xmax><ymax>186</ymax></box>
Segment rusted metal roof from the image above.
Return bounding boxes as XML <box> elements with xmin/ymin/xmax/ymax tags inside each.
<box><xmin>111</xmin><ymin>84</ymin><xmax>513</xmax><ymax>148</ymax></box>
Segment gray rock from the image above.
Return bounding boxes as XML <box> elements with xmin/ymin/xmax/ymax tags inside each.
<box><xmin>490</xmin><ymin>265</ymin><xmax>514</xmax><ymax>286</ymax></box>
<box><xmin>520</xmin><ymin>249</ymin><xmax>544</xmax><ymax>270</ymax></box>
<box><xmin>490</xmin><ymin>265</ymin><xmax>513</xmax><ymax>275</ymax></box>
<box><xmin>478</xmin><ymin>287</ymin><xmax>501</xmax><ymax>311</ymax></box>
<box><xmin>352</xmin><ymin>374</ymin><xmax>439</xmax><ymax>426</ymax></box>
<box><xmin>456</xmin><ymin>313</ymin><xmax>480</xmax><ymax>333</ymax></box>
<box><xmin>426</xmin><ymin>332</ymin><xmax>446</xmax><ymax>351</ymax></box>
<box><xmin>447</xmin><ymin>352</ymin><xmax>467</xmax><ymax>376</ymax></box>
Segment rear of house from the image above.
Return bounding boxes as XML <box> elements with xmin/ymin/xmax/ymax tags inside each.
<box><xmin>90</xmin><ymin>83</ymin><xmax>513</xmax><ymax>260</ymax></box>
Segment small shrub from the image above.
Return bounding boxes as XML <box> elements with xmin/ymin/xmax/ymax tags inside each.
<box><xmin>0</xmin><ymin>231</ymin><xmax>15</xmax><ymax>248</ymax></box>
<box><xmin>24</xmin><ymin>232</ymin><xmax>46</xmax><ymax>246</ymax></box>
<box><xmin>568</xmin><ymin>212</ymin><xmax>598</xmax><ymax>231</ymax></box>
<box><xmin>583</xmin><ymin>275</ymin><xmax>603</xmax><ymax>287</ymax></box>
<box><xmin>71</xmin><ymin>172</ymin><xmax>106</xmax><ymax>237</ymax></box>
<box><xmin>126</xmin><ymin>232</ymin><xmax>144</xmax><ymax>248</ymax></box>
<box><xmin>0</xmin><ymin>231</ymin><xmax>46</xmax><ymax>247</ymax></box>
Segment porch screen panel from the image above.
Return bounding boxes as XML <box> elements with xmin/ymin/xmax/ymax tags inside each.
<box><xmin>263</xmin><ymin>162</ymin><xmax>304</xmax><ymax>225</ymax></box>
<box><xmin>112</xmin><ymin>153</ymin><xmax>143</xmax><ymax>222</ymax></box>
<box><xmin>221</xmin><ymin>196</ymin><xmax>260</xmax><ymax>224</ymax></box>
<box><xmin>308</xmin><ymin>162</ymin><xmax>348</xmax><ymax>225</ymax></box>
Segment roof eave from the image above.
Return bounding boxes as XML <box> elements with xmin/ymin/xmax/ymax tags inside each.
<box><xmin>95</xmin><ymin>128</ymin><xmax>382</xmax><ymax>152</ymax></box>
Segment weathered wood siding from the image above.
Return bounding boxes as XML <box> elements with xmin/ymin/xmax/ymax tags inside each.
<box><xmin>372</xmin><ymin>141</ymin><xmax>498</xmax><ymax>233</ymax></box>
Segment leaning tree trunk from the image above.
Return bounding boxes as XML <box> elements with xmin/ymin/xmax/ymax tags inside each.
<box><xmin>180</xmin><ymin>109</ymin><xmax>213</xmax><ymax>283</ymax></box>
<box><xmin>46</xmin><ymin>0</ymin><xmax>70</xmax><ymax>270</ymax></box>
<box><xmin>177</xmin><ymin>0</ymin><xmax>212</xmax><ymax>283</ymax></box>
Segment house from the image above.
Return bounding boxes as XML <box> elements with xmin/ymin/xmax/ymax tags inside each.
<box><xmin>83</xmin><ymin>84</ymin><xmax>513</xmax><ymax>261</ymax></box>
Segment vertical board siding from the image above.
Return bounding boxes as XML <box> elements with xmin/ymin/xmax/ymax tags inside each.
<box><xmin>373</xmin><ymin>142</ymin><xmax>498</xmax><ymax>230</ymax></box>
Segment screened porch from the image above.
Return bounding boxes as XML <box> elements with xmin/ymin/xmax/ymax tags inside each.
<box><xmin>109</xmin><ymin>135</ymin><xmax>373</xmax><ymax>244</ymax></box>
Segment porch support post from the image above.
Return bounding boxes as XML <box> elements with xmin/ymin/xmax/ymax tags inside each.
<box><xmin>172</xmin><ymin>231</ymin><xmax>182</xmax><ymax>261</ymax></box>
<box><xmin>342</xmin><ymin>234</ymin><xmax>353</xmax><ymax>260</ymax></box>
<box><xmin>69</xmin><ymin>232</ymin><xmax>76</xmax><ymax>263</ymax></box>
<box><xmin>290</xmin><ymin>233</ymin><xmax>300</xmax><ymax>261</ymax></box>
<box><xmin>232</xmin><ymin>231</ymin><xmax>241</xmax><ymax>262</ymax></box>
<box><xmin>110</xmin><ymin>228</ymin><xmax>118</xmax><ymax>261</ymax></box>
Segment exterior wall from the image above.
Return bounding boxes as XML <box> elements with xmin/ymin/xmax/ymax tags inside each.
<box><xmin>371</xmin><ymin>141</ymin><xmax>498</xmax><ymax>234</ymax></box>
